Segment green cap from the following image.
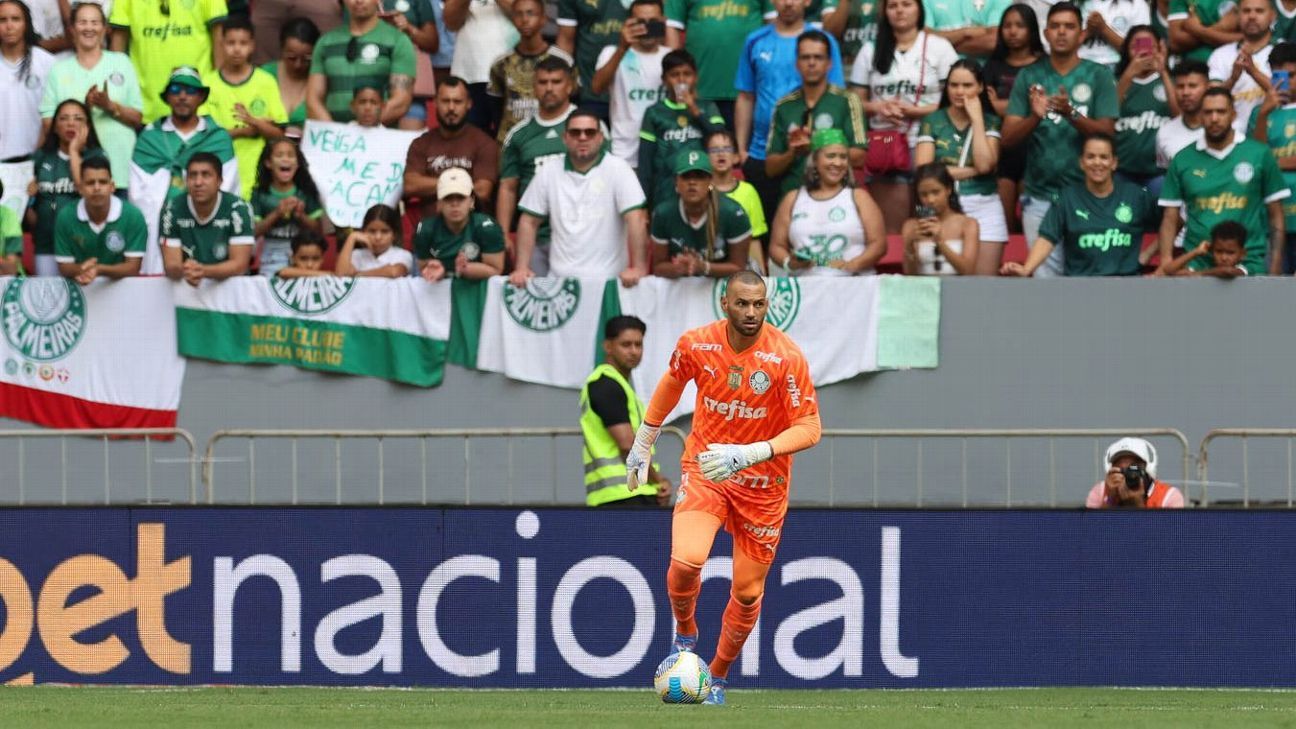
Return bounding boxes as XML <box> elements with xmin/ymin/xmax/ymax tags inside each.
<box><xmin>674</xmin><ymin>149</ymin><xmax>713</xmax><ymax>176</ymax></box>
<box><xmin>161</xmin><ymin>66</ymin><xmax>208</xmax><ymax>101</ymax></box>
<box><xmin>810</xmin><ymin>127</ymin><xmax>848</xmax><ymax>151</ymax></box>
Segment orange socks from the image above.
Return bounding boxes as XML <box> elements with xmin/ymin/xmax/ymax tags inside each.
<box><xmin>666</xmin><ymin>557</ymin><xmax>703</xmax><ymax>637</ymax></box>
<box><xmin>709</xmin><ymin>593</ymin><xmax>762</xmax><ymax>679</ymax></box>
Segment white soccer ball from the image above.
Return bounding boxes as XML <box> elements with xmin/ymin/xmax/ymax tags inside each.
<box><xmin>653</xmin><ymin>651</ymin><xmax>711</xmax><ymax>704</ymax></box>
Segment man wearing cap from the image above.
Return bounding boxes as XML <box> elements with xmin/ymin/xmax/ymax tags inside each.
<box><xmin>414</xmin><ymin>167</ymin><xmax>507</xmax><ymax>283</ymax></box>
<box><xmin>650</xmin><ymin>150</ymin><xmax>752</xmax><ymax>278</ymax></box>
<box><xmin>129</xmin><ymin>67</ymin><xmax>240</xmax><ymax>275</ymax></box>
<box><xmin>1086</xmin><ymin>437</ymin><xmax>1186</xmax><ymax>508</ymax></box>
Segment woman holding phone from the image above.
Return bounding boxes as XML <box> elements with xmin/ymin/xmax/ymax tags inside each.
<box><xmin>1114</xmin><ymin>25</ymin><xmax>1174</xmax><ymax>196</ymax></box>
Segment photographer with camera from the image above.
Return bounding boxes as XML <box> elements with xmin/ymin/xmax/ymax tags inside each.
<box><xmin>1085</xmin><ymin>437</ymin><xmax>1185</xmax><ymax>508</ymax></box>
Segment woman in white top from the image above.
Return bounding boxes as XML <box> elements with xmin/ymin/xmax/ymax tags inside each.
<box><xmin>901</xmin><ymin>163</ymin><xmax>979</xmax><ymax>275</ymax></box>
<box><xmin>0</xmin><ymin>0</ymin><xmax>55</xmax><ymax>161</ymax></box>
<box><xmin>445</xmin><ymin>0</ymin><xmax>519</xmax><ymax>132</ymax></box>
<box><xmin>769</xmin><ymin>129</ymin><xmax>887</xmax><ymax>276</ymax></box>
<box><xmin>335</xmin><ymin>204</ymin><xmax>415</xmax><ymax>278</ymax></box>
<box><xmin>849</xmin><ymin>0</ymin><xmax>957</xmax><ymax>234</ymax></box>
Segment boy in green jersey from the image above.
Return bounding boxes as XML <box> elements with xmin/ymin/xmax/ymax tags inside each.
<box><xmin>1163</xmin><ymin>219</ymin><xmax>1249</xmax><ymax>275</ymax></box>
<box><xmin>54</xmin><ymin>158</ymin><xmax>148</xmax><ymax>283</ymax></box>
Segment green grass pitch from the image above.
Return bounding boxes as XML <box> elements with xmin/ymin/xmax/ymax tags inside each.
<box><xmin>3</xmin><ymin>686</ymin><xmax>1296</xmax><ymax>728</ymax></box>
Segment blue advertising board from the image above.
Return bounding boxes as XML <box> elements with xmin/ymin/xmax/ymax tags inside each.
<box><xmin>0</xmin><ymin>508</ymin><xmax>1290</xmax><ymax>688</ymax></box>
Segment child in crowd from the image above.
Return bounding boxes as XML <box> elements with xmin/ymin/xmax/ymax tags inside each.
<box><xmin>275</xmin><ymin>231</ymin><xmax>330</xmax><ymax>279</ymax></box>
<box><xmin>705</xmin><ymin>129</ymin><xmax>768</xmax><ymax>271</ymax></box>
<box><xmin>487</xmin><ymin>0</ymin><xmax>574</xmax><ymax>143</ymax></box>
<box><xmin>252</xmin><ymin>138</ymin><xmax>325</xmax><ymax>277</ymax></box>
<box><xmin>1164</xmin><ymin>220</ymin><xmax>1250</xmax><ymax>278</ymax></box>
<box><xmin>350</xmin><ymin>85</ymin><xmax>385</xmax><ymax>128</ymax></box>
<box><xmin>335</xmin><ymin>203</ymin><xmax>414</xmax><ymax>277</ymax></box>
<box><xmin>901</xmin><ymin>163</ymin><xmax>980</xmax><ymax>275</ymax></box>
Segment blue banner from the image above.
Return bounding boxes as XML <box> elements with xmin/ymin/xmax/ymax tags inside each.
<box><xmin>0</xmin><ymin>508</ymin><xmax>1289</xmax><ymax>688</ymax></box>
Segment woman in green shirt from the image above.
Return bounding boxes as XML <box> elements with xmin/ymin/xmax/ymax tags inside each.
<box><xmin>261</xmin><ymin>18</ymin><xmax>321</xmax><ymax>136</ymax></box>
<box><xmin>28</xmin><ymin>99</ymin><xmax>104</xmax><ymax>276</ymax></box>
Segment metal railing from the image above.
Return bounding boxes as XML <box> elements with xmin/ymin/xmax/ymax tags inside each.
<box><xmin>1197</xmin><ymin>429</ymin><xmax>1296</xmax><ymax>507</ymax></box>
<box><xmin>0</xmin><ymin>428</ymin><xmax>198</xmax><ymax>504</ymax></box>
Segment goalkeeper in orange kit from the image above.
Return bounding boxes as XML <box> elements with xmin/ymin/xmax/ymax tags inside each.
<box><xmin>626</xmin><ymin>270</ymin><xmax>822</xmax><ymax>705</ymax></box>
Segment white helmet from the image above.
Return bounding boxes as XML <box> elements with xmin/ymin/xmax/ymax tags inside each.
<box><xmin>1104</xmin><ymin>437</ymin><xmax>1157</xmax><ymax>479</ymax></box>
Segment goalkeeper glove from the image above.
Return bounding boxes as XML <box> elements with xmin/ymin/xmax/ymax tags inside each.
<box><xmin>626</xmin><ymin>423</ymin><xmax>660</xmax><ymax>491</ymax></box>
<box><xmin>696</xmin><ymin>442</ymin><xmax>774</xmax><ymax>483</ymax></box>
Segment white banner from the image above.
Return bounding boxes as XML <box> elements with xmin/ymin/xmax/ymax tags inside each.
<box><xmin>476</xmin><ymin>277</ymin><xmax>609</xmax><ymax>388</ymax></box>
<box><xmin>0</xmin><ymin>277</ymin><xmax>184</xmax><ymax>427</ymax></box>
<box><xmin>0</xmin><ymin>160</ymin><xmax>33</xmax><ymax>220</ymax></box>
<box><xmin>301</xmin><ymin>121</ymin><xmax>421</xmax><ymax>228</ymax></box>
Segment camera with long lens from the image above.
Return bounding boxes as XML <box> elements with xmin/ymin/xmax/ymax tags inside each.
<box><xmin>1120</xmin><ymin>464</ymin><xmax>1148</xmax><ymax>491</ymax></box>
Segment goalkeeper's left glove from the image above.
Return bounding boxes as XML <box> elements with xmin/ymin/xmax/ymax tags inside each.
<box><xmin>696</xmin><ymin>442</ymin><xmax>774</xmax><ymax>483</ymax></box>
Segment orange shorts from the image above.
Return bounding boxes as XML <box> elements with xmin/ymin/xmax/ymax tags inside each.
<box><xmin>675</xmin><ymin>463</ymin><xmax>789</xmax><ymax>564</ymax></box>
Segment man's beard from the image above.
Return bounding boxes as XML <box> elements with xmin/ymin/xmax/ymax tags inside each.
<box><xmin>438</xmin><ymin>114</ymin><xmax>465</xmax><ymax>131</ymax></box>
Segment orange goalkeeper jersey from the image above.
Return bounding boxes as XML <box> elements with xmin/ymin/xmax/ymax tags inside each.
<box><xmin>669</xmin><ymin>320</ymin><xmax>819</xmax><ymax>494</ymax></box>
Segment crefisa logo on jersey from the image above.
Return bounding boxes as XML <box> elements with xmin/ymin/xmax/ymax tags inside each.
<box><xmin>505</xmin><ymin>278</ymin><xmax>581</xmax><ymax>332</ymax></box>
<box><xmin>270</xmin><ymin>276</ymin><xmax>356</xmax><ymax>316</ymax></box>
<box><xmin>2</xmin><ymin>278</ymin><xmax>86</xmax><ymax>362</ymax></box>
<box><xmin>711</xmin><ymin>277</ymin><xmax>801</xmax><ymax>331</ymax></box>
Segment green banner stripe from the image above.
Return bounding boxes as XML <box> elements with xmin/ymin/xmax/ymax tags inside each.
<box><xmin>176</xmin><ymin>308</ymin><xmax>447</xmax><ymax>387</ymax></box>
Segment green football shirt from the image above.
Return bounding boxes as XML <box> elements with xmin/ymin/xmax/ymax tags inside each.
<box><xmin>159</xmin><ymin>190</ymin><xmax>256</xmax><ymax>264</ymax></box>
<box><xmin>310</xmin><ymin>22</ymin><xmax>417</xmax><ymax>122</ymax></box>
<box><xmin>260</xmin><ymin>61</ymin><xmax>306</xmax><ymax>129</ymax></box>
<box><xmin>1160</xmin><ymin>137</ymin><xmax>1291</xmax><ymax>272</ymax></box>
<box><xmin>33</xmin><ymin>148</ymin><xmax>105</xmax><ymax>255</ymax></box>
<box><xmin>557</xmin><ymin>0</ymin><xmax>630</xmax><ymax>104</ymax></box>
<box><xmin>1007</xmin><ymin>58</ymin><xmax>1120</xmax><ymax>200</ymax></box>
<box><xmin>500</xmin><ymin>107</ymin><xmax>578</xmax><ymax>193</ymax></box>
<box><xmin>1115</xmin><ymin>75</ymin><xmax>1170</xmax><ymax>177</ymax></box>
<box><xmin>53</xmin><ymin>198</ymin><xmax>149</xmax><ymax>265</ymax></box>
<box><xmin>767</xmin><ymin>86</ymin><xmax>868</xmax><ymax>194</ymax></box>
<box><xmin>0</xmin><ymin>205</ymin><xmax>21</xmax><ymax>260</ymax></box>
<box><xmin>916</xmin><ymin>108</ymin><xmax>1002</xmax><ymax>196</ymax></box>
<box><xmin>251</xmin><ymin>185</ymin><xmax>324</xmax><ymax>247</ymax></box>
<box><xmin>1276</xmin><ymin>4</ymin><xmax>1296</xmax><ymax>42</ymax></box>
<box><xmin>1249</xmin><ymin>103</ymin><xmax>1296</xmax><ymax>233</ymax></box>
<box><xmin>1167</xmin><ymin>0</ymin><xmax>1234</xmax><ymax>63</ymax></box>
<box><xmin>40</xmin><ymin>51</ymin><xmax>144</xmax><ymax>187</ymax></box>
<box><xmin>1038</xmin><ymin>179</ymin><xmax>1157</xmax><ymax>276</ymax></box>
<box><xmin>841</xmin><ymin>0</ymin><xmax>880</xmax><ymax>65</ymax></box>
<box><xmin>201</xmin><ymin>68</ymin><xmax>289</xmax><ymax>200</ymax></box>
<box><xmin>637</xmin><ymin>97</ymin><xmax>726</xmax><ymax>206</ymax></box>
<box><xmin>665</xmin><ymin>0</ymin><xmax>768</xmax><ymax>101</ymax></box>
<box><xmin>109</xmin><ymin>0</ymin><xmax>229</xmax><ymax>123</ymax></box>
<box><xmin>413</xmin><ymin>211</ymin><xmax>506</xmax><ymax>271</ymax></box>
<box><xmin>650</xmin><ymin>195</ymin><xmax>752</xmax><ymax>260</ymax></box>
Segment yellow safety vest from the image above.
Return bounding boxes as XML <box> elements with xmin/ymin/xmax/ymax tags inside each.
<box><xmin>580</xmin><ymin>364</ymin><xmax>658</xmax><ymax>506</ymax></box>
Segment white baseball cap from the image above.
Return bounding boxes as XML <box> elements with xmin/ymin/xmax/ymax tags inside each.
<box><xmin>437</xmin><ymin>168</ymin><xmax>474</xmax><ymax>200</ymax></box>
<box><xmin>1104</xmin><ymin>437</ymin><xmax>1158</xmax><ymax>479</ymax></box>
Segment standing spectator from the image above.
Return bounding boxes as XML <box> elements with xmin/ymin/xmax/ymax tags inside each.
<box><xmin>40</xmin><ymin>2</ymin><xmax>142</xmax><ymax>193</ymax></box>
<box><xmin>511</xmin><ymin>109</ymin><xmax>648</xmax><ymax>285</ymax></box>
<box><xmin>665</xmin><ymin>0</ymin><xmax>764</xmax><ymax>128</ymax></box>
<box><xmin>487</xmin><ymin>0</ymin><xmax>573</xmax><ymax>143</ymax></box>
<box><xmin>593</xmin><ymin>0</ymin><xmax>671</xmax><ymax>168</ymax></box>
<box><xmin>275</xmin><ymin>230</ymin><xmax>330</xmax><ymax>278</ymax></box>
<box><xmin>403</xmin><ymin>76</ymin><xmax>498</xmax><ymax>216</ymax></box>
<box><xmin>840</xmin><ymin>0</ymin><xmax>881</xmax><ymax>70</ymax></box>
<box><xmin>261</xmin><ymin>18</ymin><xmax>321</xmax><ymax>137</ymax></box>
<box><xmin>1208</xmin><ymin>0</ymin><xmax>1275</xmax><ymax>136</ymax></box>
<box><xmin>768</xmin><ymin>128</ymin><xmax>887</xmax><ymax>275</ymax></box>
<box><xmin>29</xmin><ymin>99</ymin><xmax>104</xmax><ymax>276</ymax></box>
<box><xmin>901</xmin><ymin>162</ymin><xmax>980</xmax><ymax>274</ymax></box>
<box><xmin>925</xmin><ymin>0</ymin><xmax>1011</xmax><ymax>58</ymax></box>
<box><xmin>1078</xmin><ymin>0</ymin><xmax>1149</xmax><ymax>70</ymax></box>
<box><xmin>161</xmin><ymin>152</ymin><xmax>255</xmax><ymax>285</ymax></box>
<box><xmin>768</xmin><ymin>29</ymin><xmax>867</xmax><ymax>195</ymax></box>
<box><xmin>1250</xmin><ymin>43</ymin><xmax>1296</xmax><ymax>274</ymax></box>
<box><xmin>650</xmin><ymin>151</ymin><xmax>751</xmax><ymax>279</ymax></box>
<box><xmin>110</xmin><ymin>0</ymin><xmax>228</xmax><ymax>123</ymax></box>
<box><xmin>557</xmin><ymin>0</ymin><xmax>637</xmax><ymax>116</ymax></box>
<box><xmin>736</xmin><ymin>0</ymin><xmax>845</xmax><ymax>242</ymax></box>
<box><xmin>130</xmin><ymin>67</ymin><xmax>240</xmax><ymax>275</ymax></box>
<box><xmin>414</xmin><ymin>167</ymin><xmax>506</xmax><ymax>281</ymax></box>
<box><xmin>1278</xmin><ymin>0</ymin><xmax>1296</xmax><ymax>42</ymax></box>
<box><xmin>251</xmin><ymin>0</ymin><xmax>341</xmax><ymax>66</ymax></box>
<box><xmin>427</xmin><ymin>0</ymin><xmax>456</xmax><ymax>86</ymax></box>
<box><xmin>54</xmin><ymin>156</ymin><xmax>148</xmax><ymax>283</ymax></box>
<box><xmin>1167</xmin><ymin>0</ymin><xmax>1240</xmax><ymax>64</ymax></box>
<box><xmin>445</xmin><ymin>0</ymin><xmax>518</xmax><ymax>134</ymax></box>
<box><xmin>984</xmin><ymin>3</ymin><xmax>1044</xmax><ymax>233</ymax></box>
<box><xmin>1157</xmin><ymin>87</ymin><xmax>1289</xmax><ymax>275</ymax></box>
<box><xmin>1002</xmin><ymin>134</ymin><xmax>1156</xmax><ymax>276</ymax></box>
<box><xmin>336</xmin><ymin>203</ymin><xmax>414</xmax><ymax>277</ymax></box>
<box><xmin>347</xmin><ymin>0</ymin><xmax>442</xmax><ymax>130</ymax></box>
<box><xmin>1002</xmin><ymin>1</ymin><xmax>1118</xmax><ymax>278</ymax></box>
<box><xmin>307</xmin><ymin>0</ymin><xmax>416</xmax><ymax>125</ymax></box>
<box><xmin>251</xmin><ymin>138</ymin><xmax>324</xmax><ymax>278</ymax></box>
<box><xmin>706</xmin><ymin>129</ymin><xmax>768</xmax><ymax>265</ymax></box>
<box><xmin>850</xmin><ymin>0</ymin><xmax>957</xmax><ymax>233</ymax></box>
<box><xmin>915</xmin><ymin>59</ymin><xmax>1006</xmax><ymax>275</ymax></box>
<box><xmin>201</xmin><ymin>16</ymin><xmax>288</xmax><ymax>201</ymax></box>
<box><xmin>1114</xmin><ymin>26</ymin><xmax>1174</xmax><ymax>195</ymax></box>
<box><xmin>637</xmin><ymin>49</ymin><xmax>726</xmax><ymax>208</ymax></box>
<box><xmin>0</xmin><ymin>0</ymin><xmax>54</xmax><ymax>161</ymax></box>
<box><xmin>0</xmin><ymin>179</ymin><xmax>19</xmax><ymax>273</ymax></box>
<box><xmin>1156</xmin><ymin>59</ymin><xmax>1208</xmax><ymax>170</ymax></box>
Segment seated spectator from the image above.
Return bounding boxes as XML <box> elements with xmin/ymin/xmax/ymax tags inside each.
<box><xmin>0</xmin><ymin>180</ymin><xmax>22</xmax><ymax>274</ymax></box>
<box><xmin>593</xmin><ymin>0</ymin><xmax>671</xmax><ymax>169</ymax></box>
<box><xmin>349</xmin><ymin>85</ymin><xmax>386</xmax><ymax>128</ymax></box>
<box><xmin>110</xmin><ymin>0</ymin><xmax>228</xmax><ymax>124</ymax></box>
<box><xmin>488</xmin><ymin>0</ymin><xmax>574</xmax><ymax>143</ymax></box>
<box><xmin>252</xmin><ymin>0</ymin><xmax>340</xmax><ymax>67</ymax></box>
<box><xmin>1167</xmin><ymin>0</ymin><xmax>1240</xmax><ymax>64</ymax></box>
<box><xmin>1002</xmin><ymin>134</ymin><xmax>1155</xmax><ymax>277</ymax></box>
<box><xmin>54</xmin><ymin>156</ymin><xmax>148</xmax><ymax>283</ymax></box>
<box><xmin>1086</xmin><ymin>437</ymin><xmax>1184</xmax><ymax>508</ymax></box>
<box><xmin>983</xmin><ymin>4</ymin><xmax>1045</xmax><ymax>236</ymax></box>
<box><xmin>201</xmin><ymin>16</ymin><xmax>289</xmax><ymax>201</ymax></box>
<box><xmin>1163</xmin><ymin>219</ymin><xmax>1249</xmax><ymax>277</ymax></box>
<box><xmin>276</xmin><ymin>230</ymin><xmax>331</xmax><ymax>278</ymax></box>
<box><xmin>915</xmin><ymin>58</ymin><xmax>1005</xmax><ymax>274</ymax></box>
<box><xmin>768</xmin><ymin>129</ymin><xmax>887</xmax><ymax>276</ymax></box>
<box><xmin>307</xmin><ymin>0</ymin><xmax>416</xmax><ymax>125</ymax></box>
<box><xmin>636</xmin><ymin>49</ymin><xmax>725</xmax><ymax>209</ymax></box>
<box><xmin>251</xmin><ymin>138</ymin><xmax>325</xmax><ymax>278</ymax></box>
<box><xmin>261</xmin><ymin>19</ymin><xmax>321</xmax><ymax>138</ymax></box>
<box><xmin>29</xmin><ymin>100</ymin><xmax>105</xmax><ymax>277</ymax></box>
<box><xmin>1251</xmin><ymin>43</ymin><xmax>1296</xmax><ymax>274</ymax></box>
<box><xmin>650</xmin><ymin>151</ymin><xmax>751</xmax><ymax>279</ymax></box>
<box><xmin>446</xmin><ymin>0</ymin><xmax>518</xmax><ymax>135</ymax></box>
<box><xmin>511</xmin><ymin>109</ymin><xmax>648</xmax><ymax>286</ymax></box>
<box><xmin>0</xmin><ymin>0</ymin><xmax>55</xmax><ymax>162</ymax></box>
<box><xmin>706</xmin><ymin>129</ymin><xmax>768</xmax><ymax>269</ymax></box>
<box><xmin>161</xmin><ymin>153</ymin><xmax>256</xmax><ymax>286</ymax></box>
<box><xmin>1114</xmin><ymin>26</ymin><xmax>1174</xmax><ymax>196</ymax></box>
<box><xmin>901</xmin><ymin>163</ymin><xmax>980</xmax><ymax>275</ymax></box>
<box><xmin>335</xmin><ymin>203</ymin><xmax>414</xmax><ymax>277</ymax></box>
<box><xmin>40</xmin><ymin>1</ymin><xmax>143</xmax><ymax>194</ymax></box>
<box><xmin>404</xmin><ymin>76</ymin><xmax>499</xmax><ymax>217</ymax></box>
<box><xmin>1078</xmin><ymin>0</ymin><xmax>1149</xmax><ymax>70</ymax></box>
<box><xmin>1208</xmin><ymin>0</ymin><xmax>1274</xmax><ymax>136</ymax></box>
<box><xmin>415</xmin><ymin>167</ymin><xmax>506</xmax><ymax>281</ymax></box>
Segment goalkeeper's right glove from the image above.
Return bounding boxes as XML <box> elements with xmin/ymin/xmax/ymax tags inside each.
<box><xmin>626</xmin><ymin>423</ymin><xmax>660</xmax><ymax>491</ymax></box>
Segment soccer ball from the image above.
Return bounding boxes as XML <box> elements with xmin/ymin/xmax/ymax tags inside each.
<box><xmin>653</xmin><ymin>651</ymin><xmax>711</xmax><ymax>704</ymax></box>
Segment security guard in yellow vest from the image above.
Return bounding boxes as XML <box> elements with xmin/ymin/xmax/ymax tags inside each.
<box><xmin>580</xmin><ymin>316</ymin><xmax>672</xmax><ymax>507</ymax></box>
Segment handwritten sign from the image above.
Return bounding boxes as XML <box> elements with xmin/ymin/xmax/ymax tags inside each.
<box><xmin>0</xmin><ymin>161</ymin><xmax>34</xmax><ymax>220</ymax></box>
<box><xmin>301</xmin><ymin>121</ymin><xmax>421</xmax><ymax>228</ymax></box>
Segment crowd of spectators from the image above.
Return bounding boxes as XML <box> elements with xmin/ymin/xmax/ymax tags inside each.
<box><xmin>3</xmin><ymin>0</ymin><xmax>1296</xmax><ymax>282</ymax></box>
